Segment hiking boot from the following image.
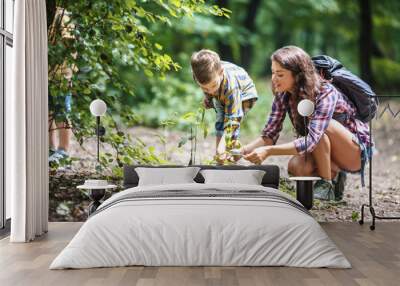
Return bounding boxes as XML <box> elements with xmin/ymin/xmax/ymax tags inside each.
<box><xmin>49</xmin><ymin>148</ymin><xmax>57</xmax><ymax>157</ymax></box>
<box><xmin>333</xmin><ymin>171</ymin><xmax>347</xmax><ymax>201</ymax></box>
<box><xmin>313</xmin><ymin>179</ymin><xmax>335</xmax><ymax>201</ymax></box>
<box><xmin>48</xmin><ymin>149</ymin><xmax>69</xmax><ymax>163</ymax></box>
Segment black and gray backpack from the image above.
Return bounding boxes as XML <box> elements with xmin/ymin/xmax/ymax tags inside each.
<box><xmin>312</xmin><ymin>55</ymin><xmax>378</xmax><ymax>122</ymax></box>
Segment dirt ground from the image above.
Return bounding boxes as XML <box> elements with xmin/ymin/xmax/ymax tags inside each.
<box><xmin>60</xmin><ymin>101</ymin><xmax>400</xmax><ymax>223</ymax></box>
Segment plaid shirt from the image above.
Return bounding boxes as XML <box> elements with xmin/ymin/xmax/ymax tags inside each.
<box><xmin>262</xmin><ymin>83</ymin><xmax>372</xmax><ymax>154</ymax></box>
<box><xmin>206</xmin><ymin>61</ymin><xmax>258</xmax><ymax>139</ymax></box>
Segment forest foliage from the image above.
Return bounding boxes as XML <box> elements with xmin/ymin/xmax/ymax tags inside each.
<box><xmin>47</xmin><ymin>0</ymin><xmax>400</xmax><ymax>174</ymax></box>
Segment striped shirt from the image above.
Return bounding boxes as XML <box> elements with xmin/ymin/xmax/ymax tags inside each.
<box><xmin>261</xmin><ymin>83</ymin><xmax>372</xmax><ymax>154</ymax></box>
<box><xmin>206</xmin><ymin>61</ymin><xmax>258</xmax><ymax>139</ymax></box>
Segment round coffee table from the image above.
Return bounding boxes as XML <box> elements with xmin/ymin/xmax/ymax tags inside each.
<box><xmin>289</xmin><ymin>176</ymin><xmax>321</xmax><ymax>210</ymax></box>
<box><xmin>77</xmin><ymin>184</ymin><xmax>117</xmax><ymax>215</ymax></box>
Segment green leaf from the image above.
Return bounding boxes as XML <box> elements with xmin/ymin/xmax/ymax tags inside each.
<box><xmin>181</xmin><ymin>112</ymin><xmax>196</xmax><ymax>120</ymax></box>
<box><xmin>171</xmin><ymin>0</ymin><xmax>181</xmax><ymax>8</ymax></box>
<box><xmin>155</xmin><ymin>43</ymin><xmax>163</xmax><ymax>50</ymax></box>
<box><xmin>351</xmin><ymin>211</ymin><xmax>360</xmax><ymax>222</ymax></box>
<box><xmin>144</xmin><ymin>69</ymin><xmax>154</xmax><ymax>77</ymax></box>
<box><xmin>83</xmin><ymin>88</ymin><xmax>91</xmax><ymax>95</ymax></box>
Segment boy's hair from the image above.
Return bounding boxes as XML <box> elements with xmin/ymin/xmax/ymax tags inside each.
<box><xmin>191</xmin><ymin>49</ymin><xmax>222</xmax><ymax>84</ymax></box>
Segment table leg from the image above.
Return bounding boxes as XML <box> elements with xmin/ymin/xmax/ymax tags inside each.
<box><xmin>88</xmin><ymin>189</ymin><xmax>106</xmax><ymax>215</ymax></box>
<box><xmin>296</xmin><ymin>181</ymin><xmax>313</xmax><ymax>210</ymax></box>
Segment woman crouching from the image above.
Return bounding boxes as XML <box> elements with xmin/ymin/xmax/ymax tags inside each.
<box><xmin>241</xmin><ymin>46</ymin><xmax>372</xmax><ymax>201</ymax></box>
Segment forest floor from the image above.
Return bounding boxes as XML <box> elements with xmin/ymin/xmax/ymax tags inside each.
<box><xmin>51</xmin><ymin>101</ymin><xmax>400</xmax><ymax>223</ymax></box>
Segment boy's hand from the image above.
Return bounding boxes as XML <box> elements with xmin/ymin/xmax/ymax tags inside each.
<box><xmin>214</xmin><ymin>152</ymin><xmax>228</xmax><ymax>165</ymax></box>
<box><xmin>230</xmin><ymin>149</ymin><xmax>242</xmax><ymax>162</ymax></box>
<box><xmin>203</xmin><ymin>96</ymin><xmax>214</xmax><ymax>109</ymax></box>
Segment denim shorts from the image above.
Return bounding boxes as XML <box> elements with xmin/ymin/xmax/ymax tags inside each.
<box><xmin>49</xmin><ymin>91</ymin><xmax>72</xmax><ymax>121</ymax></box>
<box><xmin>343</xmin><ymin>134</ymin><xmax>372</xmax><ymax>187</ymax></box>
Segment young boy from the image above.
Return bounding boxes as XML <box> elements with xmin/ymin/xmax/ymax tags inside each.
<box><xmin>191</xmin><ymin>49</ymin><xmax>258</xmax><ymax>163</ymax></box>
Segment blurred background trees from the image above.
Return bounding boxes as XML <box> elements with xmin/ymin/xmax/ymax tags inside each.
<box><xmin>46</xmin><ymin>0</ymin><xmax>400</xmax><ymax>170</ymax></box>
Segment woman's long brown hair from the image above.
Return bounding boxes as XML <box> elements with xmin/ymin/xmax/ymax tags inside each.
<box><xmin>271</xmin><ymin>46</ymin><xmax>321</xmax><ymax>136</ymax></box>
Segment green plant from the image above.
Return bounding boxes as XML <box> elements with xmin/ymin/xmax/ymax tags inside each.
<box><xmin>351</xmin><ymin>211</ymin><xmax>360</xmax><ymax>222</ymax></box>
<box><xmin>47</xmin><ymin>1</ymin><xmax>229</xmax><ymax>174</ymax></box>
<box><xmin>98</xmin><ymin>116</ymin><xmax>169</xmax><ymax>178</ymax></box>
<box><xmin>279</xmin><ymin>177</ymin><xmax>296</xmax><ymax>197</ymax></box>
<box><xmin>166</xmin><ymin>105</ymin><xmax>211</xmax><ymax>165</ymax></box>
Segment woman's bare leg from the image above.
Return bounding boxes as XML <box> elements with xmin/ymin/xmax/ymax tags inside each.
<box><xmin>288</xmin><ymin>134</ymin><xmax>332</xmax><ymax>179</ymax></box>
<box><xmin>324</xmin><ymin>119</ymin><xmax>361</xmax><ymax>172</ymax></box>
<box><xmin>48</xmin><ymin>116</ymin><xmax>57</xmax><ymax>150</ymax></box>
<box><xmin>330</xmin><ymin>161</ymin><xmax>341</xmax><ymax>179</ymax></box>
<box><xmin>311</xmin><ymin>133</ymin><xmax>331</xmax><ymax>180</ymax></box>
<box><xmin>288</xmin><ymin>154</ymin><xmax>316</xmax><ymax>177</ymax></box>
<box><xmin>311</xmin><ymin>119</ymin><xmax>361</xmax><ymax>178</ymax></box>
<box><xmin>57</xmin><ymin>121</ymin><xmax>72</xmax><ymax>152</ymax></box>
<box><xmin>288</xmin><ymin>154</ymin><xmax>340</xmax><ymax>179</ymax></box>
<box><xmin>288</xmin><ymin>119</ymin><xmax>360</xmax><ymax>179</ymax></box>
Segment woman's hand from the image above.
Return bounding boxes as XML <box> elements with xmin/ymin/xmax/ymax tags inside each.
<box><xmin>239</xmin><ymin>146</ymin><xmax>247</xmax><ymax>156</ymax></box>
<box><xmin>243</xmin><ymin>146</ymin><xmax>272</xmax><ymax>165</ymax></box>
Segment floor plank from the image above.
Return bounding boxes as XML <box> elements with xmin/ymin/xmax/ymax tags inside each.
<box><xmin>0</xmin><ymin>222</ymin><xmax>399</xmax><ymax>286</ymax></box>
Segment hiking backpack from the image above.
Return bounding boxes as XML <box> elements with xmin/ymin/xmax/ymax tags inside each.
<box><xmin>312</xmin><ymin>55</ymin><xmax>378</xmax><ymax>123</ymax></box>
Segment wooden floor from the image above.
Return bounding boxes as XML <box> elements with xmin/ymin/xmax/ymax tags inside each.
<box><xmin>0</xmin><ymin>222</ymin><xmax>399</xmax><ymax>286</ymax></box>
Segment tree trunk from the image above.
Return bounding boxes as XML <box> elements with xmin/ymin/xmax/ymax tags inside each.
<box><xmin>240</xmin><ymin>0</ymin><xmax>262</xmax><ymax>70</ymax></box>
<box><xmin>46</xmin><ymin>0</ymin><xmax>57</xmax><ymax>30</ymax></box>
<box><xmin>359</xmin><ymin>0</ymin><xmax>374</xmax><ymax>85</ymax></box>
<box><xmin>261</xmin><ymin>15</ymin><xmax>291</xmax><ymax>76</ymax></box>
<box><xmin>303</xmin><ymin>26</ymin><xmax>314</xmax><ymax>54</ymax></box>
<box><xmin>216</xmin><ymin>0</ymin><xmax>234</xmax><ymax>62</ymax></box>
